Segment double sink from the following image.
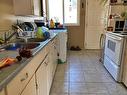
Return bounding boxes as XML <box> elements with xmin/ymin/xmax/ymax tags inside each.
<box><xmin>0</xmin><ymin>38</ymin><xmax>46</xmax><ymax>55</ymax></box>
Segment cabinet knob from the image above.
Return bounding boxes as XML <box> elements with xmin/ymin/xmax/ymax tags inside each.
<box><xmin>20</xmin><ymin>73</ymin><xmax>29</xmax><ymax>82</ymax></box>
<box><xmin>44</xmin><ymin>62</ymin><xmax>48</xmax><ymax>66</ymax></box>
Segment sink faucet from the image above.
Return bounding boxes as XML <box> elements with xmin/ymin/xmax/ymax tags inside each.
<box><xmin>18</xmin><ymin>31</ymin><xmax>29</xmax><ymax>43</ymax></box>
<box><xmin>4</xmin><ymin>31</ymin><xmax>17</xmax><ymax>43</ymax></box>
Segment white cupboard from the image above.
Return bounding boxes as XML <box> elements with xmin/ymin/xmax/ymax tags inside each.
<box><xmin>47</xmin><ymin>38</ymin><xmax>58</xmax><ymax>92</ymax></box>
<box><xmin>21</xmin><ymin>75</ymin><xmax>36</xmax><ymax>95</ymax></box>
<box><xmin>36</xmin><ymin>56</ymin><xmax>49</xmax><ymax>95</ymax></box>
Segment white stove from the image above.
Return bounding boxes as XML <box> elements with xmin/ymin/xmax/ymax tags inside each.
<box><xmin>104</xmin><ymin>32</ymin><xmax>127</xmax><ymax>82</ymax></box>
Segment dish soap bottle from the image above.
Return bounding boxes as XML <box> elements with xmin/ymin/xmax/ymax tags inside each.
<box><xmin>36</xmin><ymin>27</ymin><xmax>44</xmax><ymax>39</ymax></box>
<box><xmin>50</xmin><ymin>19</ymin><xmax>55</xmax><ymax>28</ymax></box>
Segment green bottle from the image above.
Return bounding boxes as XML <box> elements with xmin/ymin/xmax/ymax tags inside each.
<box><xmin>36</xmin><ymin>27</ymin><xmax>44</xmax><ymax>39</ymax></box>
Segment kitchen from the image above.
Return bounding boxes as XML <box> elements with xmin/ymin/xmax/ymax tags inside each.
<box><xmin>0</xmin><ymin>0</ymin><xmax>127</xmax><ymax>95</ymax></box>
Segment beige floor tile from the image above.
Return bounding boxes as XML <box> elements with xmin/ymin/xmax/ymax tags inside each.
<box><xmin>69</xmin><ymin>83</ymin><xmax>89</xmax><ymax>93</ymax></box>
<box><xmin>84</xmin><ymin>72</ymin><xmax>114</xmax><ymax>83</ymax></box>
<box><xmin>69</xmin><ymin>69</ymin><xmax>84</xmax><ymax>74</ymax></box>
<box><xmin>69</xmin><ymin>93</ymin><xmax>96</xmax><ymax>95</ymax></box>
<box><xmin>104</xmin><ymin>83</ymin><xmax>127</xmax><ymax>95</ymax></box>
<box><xmin>50</xmin><ymin>81</ymin><xmax>69</xmax><ymax>94</ymax></box>
<box><xmin>95</xmin><ymin>93</ymin><xmax>110</xmax><ymax>95</ymax></box>
<box><xmin>54</xmin><ymin>73</ymin><xmax>69</xmax><ymax>82</ymax></box>
<box><xmin>50</xmin><ymin>93</ymin><xmax>68</xmax><ymax>95</ymax></box>
<box><xmin>56</xmin><ymin>64</ymin><xmax>69</xmax><ymax>73</ymax></box>
<box><xmin>69</xmin><ymin>66</ymin><xmax>83</xmax><ymax>72</ymax></box>
<box><xmin>70</xmin><ymin>72</ymin><xmax>85</xmax><ymax>83</ymax></box>
<box><xmin>86</xmin><ymin>83</ymin><xmax>108</xmax><ymax>94</ymax></box>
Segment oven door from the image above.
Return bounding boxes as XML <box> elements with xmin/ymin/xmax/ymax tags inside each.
<box><xmin>105</xmin><ymin>34</ymin><xmax>124</xmax><ymax>66</ymax></box>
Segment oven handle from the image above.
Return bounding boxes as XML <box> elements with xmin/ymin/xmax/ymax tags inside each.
<box><xmin>107</xmin><ymin>35</ymin><xmax>123</xmax><ymax>41</ymax></box>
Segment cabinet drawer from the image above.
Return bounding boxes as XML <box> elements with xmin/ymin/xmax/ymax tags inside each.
<box><xmin>7</xmin><ymin>47</ymin><xmax>47</xmax><ymax>95</ymax></box>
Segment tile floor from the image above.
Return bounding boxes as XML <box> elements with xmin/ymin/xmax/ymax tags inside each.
<box><xmin>50</xmin><ymin>50</ymin><xmax>127</xmax><ymax>95</ymax></box>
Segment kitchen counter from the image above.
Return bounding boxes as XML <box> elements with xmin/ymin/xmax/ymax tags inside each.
<box><xmin>0</xmin><ymin>33</ymin><xmax>57</xmax><ymax>91</ymax></box>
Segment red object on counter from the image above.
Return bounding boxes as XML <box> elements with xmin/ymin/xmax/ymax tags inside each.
<box><xmin>0</xmin><ymin>58</ymin><xmax>17</xmax><ymax>69</ymax></box>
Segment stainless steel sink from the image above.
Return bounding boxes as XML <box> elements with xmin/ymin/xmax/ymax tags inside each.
<box><xmin>1</xmin><ymin>43</ymin><xmax>41</xmax><ymax>50</ymax></box>
<box><xmin>27</xmin><ymin>38</ymin><xmax>44</xmax><ymax>42</ymax></box>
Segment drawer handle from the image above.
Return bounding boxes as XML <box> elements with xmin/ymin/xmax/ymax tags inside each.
<box><xmin>54</xmin><ymin>46</ymin><xmax>56</xmax><ymax>49</ymax></box>
<box><xmin>44</xmin><ymin>62</ymin><xmax>48</xmax><ymax>66</ymax></box>
<box><xmin>20</xmin><ymin>73</ymin><xmax>29</xmax><ymax>82</ymax></box>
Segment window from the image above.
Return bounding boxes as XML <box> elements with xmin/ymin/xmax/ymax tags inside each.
<box><xmin>64</xmin><ymin>0</ymin><xmax>80</xmax><ymax>25</ymax></box>
<box><xmin>48</xmin><ymin>0</ymin><xmax>80</xmax><ymax>25</ymax></box>
<box><xmin>48</xmin><ymin>0</ymin><xmax>63</xmax><ymax>24</ymax></box>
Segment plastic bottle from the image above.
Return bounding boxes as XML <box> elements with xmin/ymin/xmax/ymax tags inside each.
<box><xmin>36</xmin><ymin>27</ymin><xmax>44</xmax><ymax>39</ymax></box>
<box><xmin>50</xmin><ymin>19</ymin><xmax>55</xmax><ymax>28</ymax></box>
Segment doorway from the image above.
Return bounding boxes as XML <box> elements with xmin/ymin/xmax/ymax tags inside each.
<box><xmin>67</xmin><ymin>0</ymin><xmax>85</xmax><ymax>50</ymax></box>
<box><xmin>85</xmin><ymin>0</ymin><xmax>107</xmax><ymax>49</ymax></box>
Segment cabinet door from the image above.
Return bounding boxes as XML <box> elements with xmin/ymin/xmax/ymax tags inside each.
<box><xmin>21</xmin><ymin>75</ymin><xmax>36</xmax><ymax>95</ymax></box>
<box><xmin>0</xmin><ymin>89</ymin><xmax>5</xmax><ymax>95</ymax></box>
<box><xmin>33</xmin><ymin>0</ymin><xmax>41</xmax><ymax>15</ymax></box>
<box><xmin>36</xmin><ymin>57</ymin><xmax>48</xmax><ymax>95</ymax></box>
<box><xmin>52</xmin><ymin>38</ymin><xmax>58</xmax><ymax>76</ymax></box>
<box><xmin>48</xmin><ymin>40</ymin><xmax>58</xmax><ymax>88</ymax></box>
<box><xmin>13</xmin><ymin>0</ymin><xmax>40</xmax><ymax>15</ymax></box>
<box><xmin>48</xmin><ymin>45</ymin><xmax>54</xmax><ymax>90</ymax></box>
<box><xmin>13</xmin><ymin>0</ymin><xmax>33</xmax><ymax>15</ymax></box>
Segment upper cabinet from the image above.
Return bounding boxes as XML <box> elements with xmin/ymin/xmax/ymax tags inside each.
<box><xmin>13</xmin><ymin>0</ymin><xmax>41</xmax><ymax>16</ymax></box>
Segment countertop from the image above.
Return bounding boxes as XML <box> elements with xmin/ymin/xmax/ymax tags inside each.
<box><xmin>0</xmin><ymin>33</ymin><xmax>58</xmax><ymax>91</ymax></box>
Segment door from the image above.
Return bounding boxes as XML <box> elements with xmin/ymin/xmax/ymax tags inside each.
<box><xmin>67</xmin><ymin>0</ymin><xmax>85</xmax><ymax>49</ymax></box>
<box><xmin>85</xmin><ymin>0</ymin><xmax>107</xmax><ymax>49</ymax></box>
<box><xmin>21</xmin><ymin>75</ymin><xmax>36</xmax><ymax>95</ymax></box>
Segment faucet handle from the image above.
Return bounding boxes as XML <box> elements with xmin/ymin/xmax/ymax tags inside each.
<box><xmin>0</xmin><ymin>38</ymin><xmax>4</xmax><ymax>44</ymax></box>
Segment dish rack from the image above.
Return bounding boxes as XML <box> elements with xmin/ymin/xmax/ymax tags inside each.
<box><xmin>17</xmin><ymin>31</ymin><xmax>36</xmax><ymax>38</ymax></box>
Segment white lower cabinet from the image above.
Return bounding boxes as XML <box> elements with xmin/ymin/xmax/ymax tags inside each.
<box><xmin>36</xmin><ymin>56</ymin><xmax>49</xmax><ymax>95</ymax></box>
<box><xmin>52</xmin><ymin>38</ymin><xmax>58</xmax><ymax>77</ymax></box>
<box><xmin>6</xmin><ymin>37</ymin><xmax>58</xmax><ymax>95</ymax></box>
<box><xmin>21</xmin><ymin>75</ymin><xmax>36</xmax><ymax>95</ymax></box>
<box><xmin>48</xmin><ymin>37</ymin><xmax>58</xmax><ymax>91</ymax></box>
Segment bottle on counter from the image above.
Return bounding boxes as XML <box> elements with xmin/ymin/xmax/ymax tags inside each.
<box><xmin>50</xmin><ymin>19</ymin><xmax>55</xmax><ymax>28</ymax></box>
